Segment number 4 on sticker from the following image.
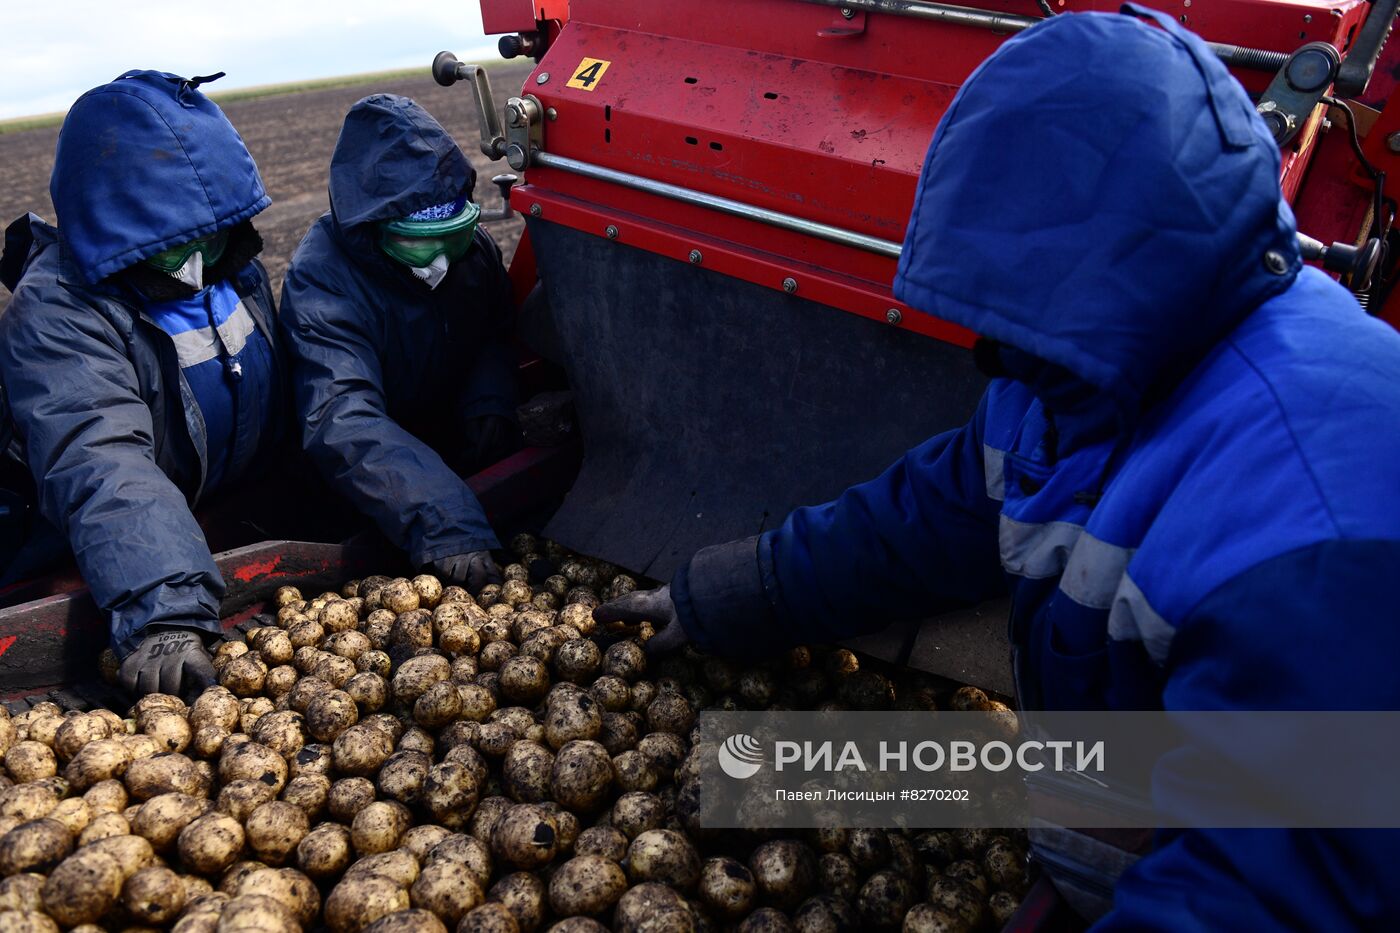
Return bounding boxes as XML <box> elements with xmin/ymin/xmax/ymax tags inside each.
<box><xmin>567</xmin><ymin>58</ymin><xmax>611</xmax><ymax>91</ymax></box>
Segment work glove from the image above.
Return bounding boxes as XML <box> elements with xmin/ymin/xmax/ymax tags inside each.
<box><xmin>118</xmin><ymin>628</ymin><xmax>216</xmax><ymax>699</ymax></box>
<box><xmin>593</xmin><ymin>585</ymin><xmax>690</xmax><ymax>657</ymax></box>
<box><xmin>429</xmin><ymin>550</ymin><xmax>503</xmax><ymax>593</ymax></box>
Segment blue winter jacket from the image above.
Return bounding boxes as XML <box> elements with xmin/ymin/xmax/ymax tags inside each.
<box><xmin>672</xmin><ymin>8</ymin><xmax>1400</xmax><ymax>929</ymax></box>
<box><xmin>0</xmin><ymin>71</ymin><xmax>281</xmax><ymax>657</ymax></box>
<box><xmin>279</xmin><ymin>95</ymin><xmax>516</xmax><ymax>566</ymax></box>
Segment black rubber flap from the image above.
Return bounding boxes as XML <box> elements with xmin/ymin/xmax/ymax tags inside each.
<box><xmin>530</xmin><ymin>221</ymin><xmax>987</xmax><ymax>581</ymax></box>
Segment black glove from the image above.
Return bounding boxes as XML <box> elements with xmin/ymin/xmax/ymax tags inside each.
<box><xmin>118</xmin><ymin>629</ymin><xmax>215</xmax><ymax>698</ymax></box>
<box><xmin>429</xmin><ymin>550</ymin><xmax>503</xmax><ymax>593</ymax></box>
<box><xmin>593</xmin><ymin>585</ymin><xmax>690</xmax><ymax>656</ymax></box>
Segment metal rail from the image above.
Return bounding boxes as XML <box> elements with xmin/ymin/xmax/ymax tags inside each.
<box><xmin>532</xmin><ymin>151</ymin><xmax>906</xmax><ymax>258</ymax></box>
<box><xmin>796</xmin><ymin>0</ymin><xmax>1289</xmax><ymax>73</ymax></box>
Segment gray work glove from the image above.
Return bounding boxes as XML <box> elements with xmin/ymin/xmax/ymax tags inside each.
<box><xmin>593</xmin><ymin>585</ymin><xmax>690</xmax><ymax>656</ymax></box>
<box><xmin>429</xmin><ymin>550</ymin><xmax>502</xmax><ymax>594</ymax></box>
<box><xmin>118</xmin><ymin>629</ymin><xmax>216</xmax><ymax>698</ymax></box>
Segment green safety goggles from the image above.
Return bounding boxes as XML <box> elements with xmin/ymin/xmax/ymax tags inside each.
<box><xmin>145</xmin><ymin>230</ymin><xmax>228</xmax><ymax>273</ymax></box>
<box><xmin>379</xmin><ymin>198</ymin><xmax>480</xmax><ymax>268</ymax></box>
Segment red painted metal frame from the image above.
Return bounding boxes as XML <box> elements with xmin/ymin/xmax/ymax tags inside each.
<box><xmin>487</xmin><ymin>0</ymin><xmax>1372</xmax><ymax>347</ymax></box>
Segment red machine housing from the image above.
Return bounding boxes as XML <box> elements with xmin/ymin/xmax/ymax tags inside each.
<box><xmin>487</xmin><ymin>0</ymin><xmax>1394</xmax><ymax>335</ymax></box>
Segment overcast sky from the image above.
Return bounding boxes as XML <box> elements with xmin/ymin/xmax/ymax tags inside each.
<box><xmin>0</xmin><ymin>1</ymin><xmax>500</xmax><ymax>120</ymax></box>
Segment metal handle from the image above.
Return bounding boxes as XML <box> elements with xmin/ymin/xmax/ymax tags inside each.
<box><xmin>433</xmin><ymin>51</ymin><xmax>507</xmax><ymax>159</ymax></box>
<box><xmin>479</xmin><ymin>174</ymin><xmax>519</xmax><ymax>223</ymax></box>
<box><xmin>1335</xmin><ymin>0</ymin><xmax>1400</xmax><ymax>96</ymax></box>
<box><xmin>794</xmin><ymin>0</ymin><xmax>1288</xmax><ymax>73</ymax></box>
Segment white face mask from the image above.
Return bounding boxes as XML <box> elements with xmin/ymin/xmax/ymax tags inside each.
<box><xmin>410</xmin><ymin>253</ymin><xmax>450</xmax><ymax>290</ymax></box>
<box><xmin>167</xmin><ymin>250</ymin><xmax>205</xmax><ymax>290</ymax></box>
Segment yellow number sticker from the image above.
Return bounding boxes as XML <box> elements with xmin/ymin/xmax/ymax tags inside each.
<box><xmin>567</xmin><ymin>58</ymin><xmax>612</xmax><ymax>91</ymax></box>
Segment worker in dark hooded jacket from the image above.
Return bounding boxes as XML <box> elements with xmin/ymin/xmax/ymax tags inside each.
<box><xmin>597</xmin><ymin>7</ymin><xmax>1400</xmax><ymax>929</ymax></box>
<box><xmin>280</xmin><ymin>95</ymin><xmax>517</xmax><ymax>593</ymax></box>
<box><xmin>0</xmin><ymin>71</ymin><xmax>284</xmax><ymax>696</ymax></box>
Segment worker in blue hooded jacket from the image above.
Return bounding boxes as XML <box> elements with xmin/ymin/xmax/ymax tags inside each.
<box><xmin>280</xmin><ymin>95</ymin><xmax>517</xmax><ymax>593</ymax></box>
<box><xmin>597</xmin><ymin>7</ymin><xmax>1400</xmax><ymax>929</ymax></box>
<box><xmin>0</xmin><ymin>71</ymin><xmax>284</xmax><ymax>697</ymax></box>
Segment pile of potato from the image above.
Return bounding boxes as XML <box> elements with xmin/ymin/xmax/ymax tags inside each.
<box><xmin>0</xmin><ymin>535</ymin><xmax>1029</xmax><ymax>933</ymax></box>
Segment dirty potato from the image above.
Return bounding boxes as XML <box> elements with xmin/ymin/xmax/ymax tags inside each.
<box><xmin>548</xmin><ymin>854</ymin><xmax>626</xmax><ymax>917</ymax></box>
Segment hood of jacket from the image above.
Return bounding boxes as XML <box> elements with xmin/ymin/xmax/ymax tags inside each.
<box><xmin>328</xmin><ymin>94</ymin><xmax>477</xmax><ymax>260</ymax></box>
<box><xmin>50</xmin><ymin>70</ymin><xmax>270</xmax><ymax>286</ymax></box>
<box><xmin>894</xmin><ymin>5</ymin><xmax>1300</xmax><ymax>431</ymax></box>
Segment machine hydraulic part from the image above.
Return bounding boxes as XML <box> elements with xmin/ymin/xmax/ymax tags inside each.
<box><xmin>1255</xmin><ymin>42</ymin><xmax>1340</xmax><ymax>146</ymax></box>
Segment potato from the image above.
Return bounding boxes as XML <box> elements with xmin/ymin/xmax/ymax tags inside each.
<box><xmin>281</xmin><ymin>773</ymin><xmax>331</xmax><ymax>820</ymax></box>
<box><xmin>380</xmin><ymin>581</ymin><xmax>420</xmax><ymax>615</ymax></box>
<box><xmin>334</xmin><ymin>724</ymin><xmax>395</xmax><ymax>777</ymax></box>
<box><xmin>611</xmin><ymin>750</ymin><xmax>657</xmax><ymax>794</ymax></box>
<box><xmin>351</xmin><ymin>800</ymin><xmax>412</xmax><ymax>856</ymax></box>
<box><xmin>284</xmin><ymin>744</ymin><xmax>332</xmax><ymax>780</ymax></box>
<box><xmin>409</xmin><ymin>858</ymin><xmax>484</xmax><ymax>924</ymax></box>
<box><xmin>552</xmin><ymin>639</ymin><xmax>600</xmax><ymax>685</ymax></box>
<box><xmin>610</xmin><ymin>792</ymin><xmax>663</xmax><ymax>840</ymax></box>
<box><xmin>502</xmin><ymin>742</ymin><xmax>554</xmax><ymax>805</ymax></box>
<box><xmin>264</xmin><ymin>665</ymin><xmax>299</xmax><ymax>698</ymax></box>
<box><xmin>490</xmin><ymin>871</ymin><xmax>547</xmax><ymax>931</ymax></box>
<box><xmin>458</xmin><ymin>902</ymin><xmax>522</xmax><ymax>933</ymax></box>
<box><xmin>0</xmin><ymin>910</ymin><xmax>59</xmax><ymax>933</ymax></box>
<box><xmin>557</xmin><ymin>604</ymin><xmax>596</xmax><ymax>637</ymax></box>
<box><xmin>3</xmin><ymin>743</ymin><xmax>56</xmax><ymax>784</ymax></box>
<box><xmin>399</xmin><ymin>725</ymin><xmax>435</xmax><ymax>757</ymax></box>
<box><xmin>478</xmin><ymin>641</ymin><xmax>517</xmax><ymax>673</ymax></box>
<box><xmin>422</xmin><ymin>762</ymin><xmax>480</xmax><ymax>831</ymax></box>
<box><xmin>424</xmin><ymin>833</ymin><xmax>492</xmax><ymax>889</ymax></box>
<box><xmin>943</xmin><ymin>859</ymin><xmax>988</xmax><ymax>897</ymax></box>
<box><xmin>0</xmin><ymin>784</ymin><xmax>59</xmax><ymax>823</ymax></box>
<box><xmin>324</xmin><ymin>872</ymin><xmax>412</xmax><ymax>933</ymax></box>
<box><xmin>245</xmin><ymin>801</ymin><xmax>308</xmax><ymax>865</ymax></box>
<box><xmin>358</xmin><ymin>650</ymin><xmax>393</xmax><ymax>678</ymax></box>
<box><xmin>82</xmin><ymin>779</ymin><xmax>128</xmax><ymax>815</ymax></box>
<box><xmin>0</xmin><ymin>819</ymin><xmax>72</xmax><ymax>875</ymax></box>
<box><xmin>854</xmin><ymin>869</ymin><xmax>915</xmax><ymax>929</ymax></box>
<box><xmin>738</xmin><ymin>907</ymin><xmax>793</xmax><ymax>932</ymax></box>
<box><xmin>497</xmin><ymin>657</ymin><xmax>551</xmax><ymax>708</ymax></box>
<box><xmin>306</xmin><ymin>690</ymin><xmax>360</xmax><ymax>744</ymax></box>
<box><xmin>750</xmin><ymin>840</ymin><xmax>818</xmax><ymax>911</ymax></box>
<box><xmin>53</xmin><ymin>714</ymin><xmax>111</xmax><ymax>761</ymax></box>
<box><xmin>327</xmin><ymin>777</ymin><xmax>377</xmax><ymax>822</ymax></box>
<box><xmin>547</xmin><ymin>741</ymin><xmax>611</xmax><ymax>814</ymax></box>
<box><xmin>363</xmin><ymin>713</ymin><xmax>407</xmax><ymax>745</ymax></box>
<box><xmin>926</xmin><ymin>877</ymin><xmax>984</xmax><ymax>930</ymax></box>
<box><xmin>39</xmin><ymin>848</ymin><xmax>124</xmax><ymax>926</ymax></box>
<box><xmin>365</xmin><ymin>909</ymin><xmax>449</xmax><ymax>933</ymax></box>
<box><xmin>319</xmin><ymin>599</ymin><xmax>360</xmax><ymax>634</ymax></box>
<box><xmin>491</xmin><ymin>804</ymin><xmax>557</xmax><ymax>870</ymax></box>
<box><xmin>588</xmin><ymin>677</ymin><xmax>630</xmax><ymax>713</ymax></box>
<box><xmin>217</xmin><ymin>742</ymin><xmax>286</xmax><ymax>794</ymax></box>
<box><xmin>548</xmin><ymin>854</ymin><xmax>626</xmax><ymax>917</ymax></box>
<box><xmin>220</xmin><ymin>859</ymin><xmax>270</xmax><ymax>895</ymax></box>
<box><xmin>216</xmin><ymin>779</ymin><xmax>277</xmax><ymax>823</ymax></box>
<box><xmin>412</xmin><ymin>682</ymin><xmax>462</xmax><ymax>729</ymax></box>
<box><xmin>17</xmin><ymin>716</ymin><xmax>60</xmax><ymax>750</ymax></box>
<box><xmin>345</xmin><ymin>673</ymin><xmax>389</xmax><ymax>714</ymax></box>
<box><xmin>313</xmin><ymin>654</ymin><xmax>358</xmax><ymax>688</ymax></box>
<box><xmin>131</xmin><ymin>792</ymin><xmax>205</xmax><ymax>852</ymax></box>
<box><xmin>574</xmin><ymin>826</ymin><xmax>628</xmax><ymax>862</ymax></box>
<box><xmin>612</xmin><ymin>882</ymin><xmax>692</xmax><ymax>933</ymax></box>
<box><xmin>233</xmin><ymin>866</ymin><xmax>320</xmax><ymax>926</ymax></box>
<box><xmin>0</xmin><ymin>872</ymin><xmax>44</xmax><ymax>911</ymax></box>
<box><xmin>636</xmin><ymin>734</ymin><xmax>686</xmax><ymax>777</ymax></box>
<box><xmin>538</xmin><ymin>802</ymin><xmax>580</xmax><ymax>856</ymax></box>
<box><xmin>76</xmin><ymin>811</ymin><xmax>127</xmax><ymax>847</ymax></box>
<box><xmin>346</xmin><ymin>850</ymin><xmax>420</xmax><ymax>888</ymax></box>
<box><xmin>392</xmin><ymin>655</ymin><xmax>451</xmax><ymax>705</ymax></box>
<box><xmin>624</xmin><ymin>829</ymin><xmax>699</xmax><ymax>892</ymax></box>
<box><xmin>274</xmin><ymin>586</ymin><xmax>303</xmax><ymax>608</ymax></box>
<box><xmin>543</xmin><ymin>693</ymin><xmax>602</xmax><ymax>751</ymax></box>
<box><xmin>249</xmin><ymin>710</ymin><xmax>306</xmax><ymax>759</ymax></box>
<box><xmin>217</xmin><ymin>892</ymin><xmax>300</xmax><ymax>933</ymax></box>
<box><xmin>190</xmin><ymin>726</ymin><xmax>231</xmax><ymax>759</ymax></box>
<box><xmin>219</xmin><ymin>655</ymin><xmax>268</xmax><ymax>697</ymax></box>
<box><xmin>122</xmin><ymin>864</ymin><xmax>187</xmax><ymax>924</ymax></box>
<box><xmin>295</xmin><ymin>821</ymin><xmax>352</xmax><ymax>879</ymax></box>
<box><xmin>398</xmin><ymin>825</ymin><xmax>451</xmax><ymax>863</ymax></box>
<box><xmin>178</xmin><ymin>813</ymin><xmax>245</xmax><ymax>875</ymax></box>
<box><xmin>377</xmin><ymin>751</ymin><xmax>431</xmax><ymax>805</ymax></box>
<box><xmin>646</xmin><ymin>691</ymin><xmax>696</xmax><ymax>735</ymax></box>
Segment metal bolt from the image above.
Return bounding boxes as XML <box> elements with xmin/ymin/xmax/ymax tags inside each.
<box><xmin>605</xmin><ymin>225</ymin><xmax>619</xmax><ymax>240</ymax></box>
<box><xmin>689</xmin><ymin>249</ymin><xmax>703</xmax><ymax>264</ymax></box>
<box><xmin>1387</xmin><ymin>132</ymin><xmax>1400</xmax><ymax>154</ymax></box>
<box><xmin>530</xmin><ymin>203</ymin><xmax>542</xmax><ymax>217</ymax></box>
<box><xmin>1303</xmin><ymin>13</ymin><xmax>1311</xmax><ymax>22</ymax></box>
<box><xmin>840</xmin><ymin>6</ymin><xmax>855</xmax><ymax>17</ymax></box>
<box><xmin>536</xmin><ymin>72</ymin><xmax>550</xmax><ymax>85</ymax></box>
<box><xmin>546</xmin><ymin>108</ymin><xmax>558</xmax><ymax>121</ymax></box>
<box><xmin>886</xmin><ymin>308</ymin><xmax>903</xmax><ymax>325</ymax></box>
<box><xmin>1263</xmin><ymin>250</ymin><xmax>1289</xmax><ymax>274</ymax></box>
<box><xmin>782</xmin><ymin>277</ymin><xmax>798</xmax><ymax>294</ymax></box>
